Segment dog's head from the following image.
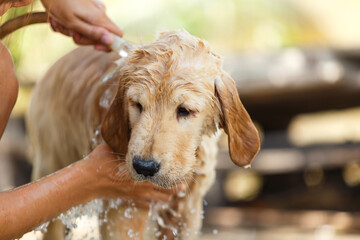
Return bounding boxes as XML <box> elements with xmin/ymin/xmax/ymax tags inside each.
<box><xmin>101</xmin><ymin>30</ymin><xmax>260</xmax><ymax>188</ymax></box>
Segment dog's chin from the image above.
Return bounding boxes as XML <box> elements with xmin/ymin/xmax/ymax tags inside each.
<box><xmin>129</xmin><ymin>171</ymin><xmax>185</xmax><ymax>189</ymax></box>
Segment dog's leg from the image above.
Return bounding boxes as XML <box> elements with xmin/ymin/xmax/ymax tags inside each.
<box><xmin>155</xmin><ymin>178</ymin><xmax>207</xmax><ymax>240</ymax></box>
<box><xmin>157</xmin><ymin>134</ymin><xmax>219</xmax><ymax>239</ymax></box>
<box><xmin>42</xmin><ymin>220</ymin><xmax>66</xmax><ymax>240</ymax></box>
<box><xmin>100</xmin><ymin>205</ymin><xmax>150</xmax><ymax>240</ymax></box>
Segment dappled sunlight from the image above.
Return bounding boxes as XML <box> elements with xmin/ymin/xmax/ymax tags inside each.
<box><xmin>289</xmin><ymin>108</ymin><xmax>360</xmax><ymax>146</ymax></box>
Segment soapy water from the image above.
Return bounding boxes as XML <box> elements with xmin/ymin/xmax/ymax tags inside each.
<box><xmin>34</xmin><ymin>198</ymin><xmax>214</xmax><ymax>239</ymax></box>
<box><xmin>148</xmin><ymin>202</ymin><xmax>180</xmax><ymax>238</ymax></box>
<box><xmin>91</xmin><ymin>67</ymin><xmax>121</xmax><ymax>149</ymax></box>
<box><xmin>244</xmin><ymin>164</ymin><xmax>252</xmax><ymax>169</ymax></box>
<box><xmin>99</xmin><ymin>88</ymin><xmax>116</xmax><ymax>110</ymax></box>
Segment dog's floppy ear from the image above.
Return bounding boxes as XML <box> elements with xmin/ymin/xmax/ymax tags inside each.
<box><xmin>101</xmin><ymin>84</ymin><xmax>129</xmax><ymax>154</ymax></box>
<box><xmin>215</xmin><ymin>72</ymin><xmax>260</xmax><ymax>167</ymax></box>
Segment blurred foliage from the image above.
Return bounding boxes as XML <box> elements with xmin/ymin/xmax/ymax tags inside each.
<box><xmin>0</xmin><ymin>0</ymin><xmax>325</xmax><ymax>84</ymax></box>
<box><xmin>108</xmin><ymin>0</ymin><xmax>323</xmax><ymax>52</ymax></box>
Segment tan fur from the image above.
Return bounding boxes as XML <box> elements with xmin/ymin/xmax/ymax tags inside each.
<box><xmin>27</xmin><ymin>30</ymin><xmax>260</xmax><ymax>240</ymax></box>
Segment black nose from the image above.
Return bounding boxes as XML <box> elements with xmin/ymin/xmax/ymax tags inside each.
<box><xmin>132</xmin><ymin>156</ymin><xmax>160</xmax><ymax>177</ymax></box>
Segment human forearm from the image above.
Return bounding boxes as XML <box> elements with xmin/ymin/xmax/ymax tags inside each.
<box><xmin>0</xmin><ymin>144</ymin><xmax>178</xmax><ymax>240</ymax></box>
<box><xmin>0</xmin><ymin>41</ymin><xmax>18</xmax><ymax>139</ymax></box>
<box><xmin>0</xmin><ymin>160</ymin><xmax>95</xmax><ymax>240</ymax></box>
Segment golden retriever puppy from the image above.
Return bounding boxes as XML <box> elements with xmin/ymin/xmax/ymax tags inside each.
<box><xmin>27</xmin><ymin>30</ymin><xmax>260</xmax><ymax>240</ymax></box>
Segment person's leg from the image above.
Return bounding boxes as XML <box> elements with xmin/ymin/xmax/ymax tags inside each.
<box><xmin>0</xmin><ymin>41</ymin><xmax>18</xmax><ymax>139</ymax></box>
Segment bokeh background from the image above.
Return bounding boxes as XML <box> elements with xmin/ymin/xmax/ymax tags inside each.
<box><xmin>1</xmin><ymin>0</ymin><xmax>360</xmax><ymax>239</ymax></box>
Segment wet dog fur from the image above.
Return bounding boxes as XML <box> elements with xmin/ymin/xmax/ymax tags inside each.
<box><xmin>27</xmin><ymin>30</ymin><xmax>260</xmax><ymax>240</ymax></box>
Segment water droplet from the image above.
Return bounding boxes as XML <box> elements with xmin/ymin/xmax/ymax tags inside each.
<box><xmin>190</xmin><ymin>208</ymin><xmax>196</xmax><ymax>214</ymax></box>
<box><xmin>128</xmin><ymin>228</ymin><xmax>134</xmax><ymax>238</ymax></box>
<box><xmin>177</xmin><ymin>191</ymin><xmax>186</xmax><ymax>198</ymax></box>
<box><xmin>56</xmin><ymin>198</ymin><xmax>105</xmax><ymax>229</ymax></box>
<box><xmin>155</xmin><ymin>231</ymin><xmax>162</xmax><ymax>237</ymax></box>
<box><xmin>124</xmin><ymin>207</ymin><xmax>133</xmax><ymax>219</ymax></box>
<box><xmin>119</xmin><ymin>50</ymin><xmax>128</xmax><ymax>58</ymax></box>
<box><xmin>212</xmin><ymin>229</ymin><xmax>218</xmax><ymax>235</ymax></box>
<box><xmin>108</xmin><ymin>198</ymin><xmax>122</xmax><ymax>209</ymax></box>
<box><xmin>161</xmin><ymin>204</ymin><xmax>169</xmax><ymax>210</ymax></box>
<box><xmin>102</xmin><ymin>68</ymin><xmax>117</xmax><ymax>83</ymax></box>
<box><xmin>35</xmin><ymin>222</ymin><xmax>49</xmax><ymax>234</ymax></box>
<box><xmin>100</xmin><ymin>88</ymin><xmax>115</xmax><ymax>109</ymax></box>
<box><xmin>200</xmin><ymin>210</ymin><xmax>204</xmax><ymax>219</ymax></box>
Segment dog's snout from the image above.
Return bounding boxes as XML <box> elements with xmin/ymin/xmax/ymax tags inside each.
<box><xmin>132</xmin><ymin>156</ymin><xmax>160</xmax><ymax>177</ymax></box>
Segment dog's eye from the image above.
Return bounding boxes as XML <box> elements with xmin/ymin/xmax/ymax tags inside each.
<box><xmin>177</xmin><ymin>107</ymin><xmax>190</xmax><ymax>117</ymax></box>
<box><xmin>135</xmin><ymin>102</ymin><xmax>143</xmax><ymax>112</ymax></box>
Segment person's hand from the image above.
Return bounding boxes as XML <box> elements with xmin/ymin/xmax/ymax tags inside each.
<box><xmin>41</xmin><ymin>0</ymin><xmax>123</xmax><ymax>51</ymax></box>
<box><xmin>0</xmin><ymin>0</ymin><xmax>33</xmax><ymax>16</ymax></box>
<box><xmin>83</xmin><ymin>144</ymin><xmax>183</xmax><ymax>207</ymax></box>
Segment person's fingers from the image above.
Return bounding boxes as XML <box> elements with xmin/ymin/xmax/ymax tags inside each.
<box><xmin>97</xmin><ymin>16</ymin><xmax>123</xmax><ymax>38</ymax></box>
<box><xmin>149</xmin><ymin>189</ymin><xmax>173</xmax><ymax>202</ymax></box>
<box><xmin>143</xmin><ymin>184</ymin><xmax>178</xmax><ymax>201</ymax></box>
<box><xmin>132</xmin><ymin>189</ymin><xmax>172</xmax><ymax>203</ymax></box>
<box><xmin>70</xmin><ymin>30</ymin><xmax>97</xmax><ymax>45</ymax></box>
<box><xmin>11</xmin><ymin>0</ymin><xmax>33</xmax><ymax>8</ymax></box>
<box><xmin>49</xmin><ymin>17</ymin><xmax>57</xmax><ymax>32</ymax></box>
<box><xmin>49</xmin><ymin>18</ymin><xmax>71</xmax><ymax>37</ymax></box>
<box><xmin>0</xmin><ymin>3</ymin><xmax>12</xmax><ymax>16</ymax></box>
<box><xmin>75</xmin><ymin>2</ymin><xmax>123</xmax><ymax>38</ymax></box>
<box><xmin>175</xmin><ymin>183</ymin><xmax>187</xmax><ymax>193</ymax></box>
<box><xmin>94</xmin><ymin>44</ymin><xmax>111</xmax><ymax>52</ymax></box>
<box><xmin>135</xmin><ymin>201</ymin><xmax>151</xmax><ymax>209</ymax></box>
<box><xmin>67</xmin><ymin>20</ymin><xmax>115</xmax><ymax>46</ymax></box>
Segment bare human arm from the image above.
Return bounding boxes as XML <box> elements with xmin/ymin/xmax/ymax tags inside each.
<box><xmin>0</xmin><ymin>41</ymin><xmax>18</xmax><ymax>139</ymax></box>
<box><xmin>0</xmin><ymin>144</ymin><xmax>177</xmax><ymax>240</ymax></box>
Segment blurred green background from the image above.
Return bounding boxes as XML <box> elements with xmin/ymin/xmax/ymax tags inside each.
<box><xmin>2</xmin><ymin>0</ymin><xmax>360</xmax><ymax>115</ymax></box>
<box><xmin>2</xmin><ymin>0</ymin><xmax>324</xmax><ymax>83</ymax></box>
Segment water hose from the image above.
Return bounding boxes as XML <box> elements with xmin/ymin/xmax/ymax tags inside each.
<box><xmin>0</xmin><ymin>11</ymin><xmax>48</xmax><ymax>39</ymax></box>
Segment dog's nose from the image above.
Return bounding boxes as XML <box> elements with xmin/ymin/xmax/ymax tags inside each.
<box><xmin>132</xmin><ymin>156</ymin><xmax>160</xmax><ymax>177</ymax></box>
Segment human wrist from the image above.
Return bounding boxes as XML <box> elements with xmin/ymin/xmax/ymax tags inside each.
<box><xmin>78</xmin><ymin>144</ymin><xmax>131</xmax><ymax>199</ymax></box>
<box><xmin>69</xmin><ymin>158</ymin><xmax>101</xmax><ymax>201</ymax></box>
